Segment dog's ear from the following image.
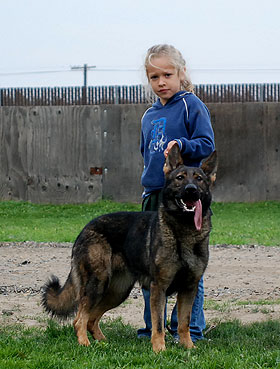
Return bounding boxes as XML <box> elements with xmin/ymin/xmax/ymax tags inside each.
<box><xmin>163</xmin><ymin>143</ymin><xmax>183</xmax><ymax>175</ymax></box>
<box><xmin>201</xmin><ymin>150</ymin><xmax>218</xmax><ymax>184</ymax></box>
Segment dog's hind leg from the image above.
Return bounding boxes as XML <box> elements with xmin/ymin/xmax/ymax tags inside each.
<box><xmin>87</xmin><ymin>272</ymin><xmax>135</xmax><ymax>341</ymax></box>
<box><xmin>150</xmin><ymin>281</ymin><xmax>166</xmax><ymax>352</ymax></box>
<box><xmin>74</xmin><ymin>281</ymin><xmax>110</xmax><ymax>345</ymax></box>
<box><xmin>73</xmin><ymin>273</ymin><xmax>111</xmax><ymax>345</ymax></box>
<box><xmin>87</xmin><ymin>309</ymin><xmax>106</xmax><ymax>341</ymax></box>
<box><xmin>177</xmin><ymin>289</ymin><xmax>197</xmax><ymax>349</ymax></box>
<box><xmin>74</xmin><ymin>284</ymin><xmax>111</xmax><ymax>344</ymax></box>
<box><xmin>73</xmin><ymin>240</ymin><xmax>113</xmax><ymax>345</ymax></box>
<box><xmin>73</xmin><ymin>296</ymin><xmax>91</xmax><ymax>346</ymax></box>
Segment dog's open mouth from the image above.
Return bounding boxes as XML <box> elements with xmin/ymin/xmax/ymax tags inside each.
<box><xmin>176</xmin><ymin>199</ymin><xmax>196</xmax><ymax>212</ymax></box>
<box><xmin>176</xmin><ymin>199</ymin><xmax>202</xmax><ymax>231</ymax></box>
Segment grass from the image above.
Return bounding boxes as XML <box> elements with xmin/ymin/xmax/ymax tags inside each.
<box><xmin>204</xmin><ymin>297</ymin><xmax>280</xmax><ymax>316</ymax></box>
<box><xmin>0</xmin><ymin>319</ymin><xmax>279</xmax><ymax>369</ymax></box>
<box><xmin>0</xmin><ymin>200</ymin><xmax>279</xmax><ymax>367</ymax></box>
<box><xmin>210</xmin><ymin>201</ymin><xmax>280</xmax><ymax>246</ymax></box>
<box><xmin>236</xmin><ymin>299</ymin><xmax>280</xmax><ymax>306</ymax></box>
<box><xmin>204</xmin><ymin>299</ymin><xmax>233</xmax><ymax>313</ymax></box>
<box><xmin>0</xmin><ymin>200</ymin><xmax>279</xmax><ymax>245</ymax></box>
<box><xmin>0</xmin><ymin>200</ymin><xmax>140</xmax><ymax>243</ymax></box>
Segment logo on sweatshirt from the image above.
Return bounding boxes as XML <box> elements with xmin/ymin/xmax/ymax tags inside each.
<box><xmin>149</xmin><ymin>117</ymin><xmax>167</xmax><ymax>153</ymax></box>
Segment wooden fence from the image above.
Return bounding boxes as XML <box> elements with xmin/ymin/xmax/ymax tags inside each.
<box><xmin>1</xmin><ymin>83</ymin><xmax>280</xmax><ymax>106</ymax></box>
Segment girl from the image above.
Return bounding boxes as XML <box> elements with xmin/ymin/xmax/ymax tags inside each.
<box><xmin>138</xmin><ymin>44</ymin><xmax>215</xmax><ymax>342</ymax></box>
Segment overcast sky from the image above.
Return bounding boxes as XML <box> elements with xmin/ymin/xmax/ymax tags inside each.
<box><xmin>1</xmin><ymin>0</ymin><xmax>279</xmax><ymax>88</ymax></box>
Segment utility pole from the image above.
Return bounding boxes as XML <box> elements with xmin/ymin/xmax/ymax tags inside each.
<box><xmin>71</xmin><ymin>64</ymin><xmax>96</xmax><ymax>104</ymax></box>
<box><xmin>71</xmin><ymin>64</ymin><xmax>96</xmax><ymax>87</ymax></box>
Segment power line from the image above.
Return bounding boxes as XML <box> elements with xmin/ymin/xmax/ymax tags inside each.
<box><xmin>0</xmin><ymin>66</ymin><xmax>279</xmax><ymax>78</ymax></box>
<box><xmin>0</xmin><ymin>69</ymin><xmax>71</xmax><ymax>76</ymax></box>
<box><xmin>0</xmin><ymin>66</ymin><xmax>139</xmax><ymax>77</ymax></box>
<box><xmin>191</xmin><ymin>67</ymin><xmax>280</xmax><ymax>72</ymax></box>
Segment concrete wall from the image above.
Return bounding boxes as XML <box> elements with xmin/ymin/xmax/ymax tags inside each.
<box><xmin>0</xmin><ymin>103</ymin><xmax>279</xmax><ymax>203</ymax></box>
<box><xmin>210</xmin><ymin>103</ymin><xmax>280</xmax><ymax>201</ymax></box>
<box><xmin>0</xmin><ymin>106</ymin><xmax>103</xmax><ymax>203</ymax></box>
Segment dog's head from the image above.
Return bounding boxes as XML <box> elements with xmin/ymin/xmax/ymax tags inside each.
<box><xmin>162</xmin><ymin>144</ymin><xmax>218</xmax><ymax>230</ymax></box>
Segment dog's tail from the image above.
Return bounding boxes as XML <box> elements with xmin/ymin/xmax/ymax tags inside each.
<box><xmin>41</xmin><ymin>272</ymin><xmax>78</xmax><ymax>318</ymax></box>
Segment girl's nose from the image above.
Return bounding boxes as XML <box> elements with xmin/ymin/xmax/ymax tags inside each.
<box><xmin>158</xmin><ymin>77</ymin><xmax>166</xmax><ymax>86</ymax></box>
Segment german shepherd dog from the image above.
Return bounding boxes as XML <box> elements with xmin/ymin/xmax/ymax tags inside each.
<box><xmin>42</xmin><ymin>144</ymin><xmax>217</xmax><ymax>352</ymax></box>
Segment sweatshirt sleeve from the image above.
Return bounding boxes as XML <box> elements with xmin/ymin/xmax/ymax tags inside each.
<box><xmin>177</xmin><ymin>95</ymin><xmax>215</xmax><ymax>161</ymax></box>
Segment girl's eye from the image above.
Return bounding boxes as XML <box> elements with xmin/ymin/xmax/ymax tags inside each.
<box><xmin>165</xmin><ymin>73</ymin><xmax>172</xmax><ymax>77</ymax></box>
<box><xmin>176</xmin><ymin>175</ymin><xmax>184</xmax><ymax>181</ymax></box>
<box><xmin>150</xmin><ymin>76</ymin><xmax>158</xmax><ymax>80</ymax></box>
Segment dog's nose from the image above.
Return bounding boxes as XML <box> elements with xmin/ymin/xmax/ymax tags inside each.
<box><xmin>185</xmin><ymin>184</ymin><xmax>197</xmax><ymax>193</ymax></box>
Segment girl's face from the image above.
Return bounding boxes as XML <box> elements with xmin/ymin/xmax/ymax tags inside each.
<box><xmin>146</xmin><ymin>56</ymin><xmax>185</xmax><ymax>105</ymax></box>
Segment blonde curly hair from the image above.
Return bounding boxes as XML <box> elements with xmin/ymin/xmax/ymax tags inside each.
<box><xmin>144</xmin><ymin>44</ymin><xmax>194</xmax><ymax>93</ymax></box>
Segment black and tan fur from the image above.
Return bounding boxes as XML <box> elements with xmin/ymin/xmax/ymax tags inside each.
<box><xmin>42</xmin><ymin>145</ymin><xmax>218</xmax><ymax>352</ymax></box>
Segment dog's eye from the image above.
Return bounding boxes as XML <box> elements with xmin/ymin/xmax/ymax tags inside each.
<box><xmin>176</xmin><ymin>175</ymin><xmax>184</xmax><ymax>181</ymax></box>
<box><xmin>196</xmin><ymin>176</ymin><xmax>203</xmax><ymax>181</ymax></box>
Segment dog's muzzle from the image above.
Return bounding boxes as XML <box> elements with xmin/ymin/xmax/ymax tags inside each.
<box><xmin>175</xmin><ymin>184</ymin><xmax>202</xmax><ymax>230</ymax></box>
<box><xmin>183</xmin><ymin>184</ymin><xmax>200</xmax><ymax>201</ymax></box>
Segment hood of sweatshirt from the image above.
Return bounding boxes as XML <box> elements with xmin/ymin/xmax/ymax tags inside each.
<box><xmin>152</xmin><ymin>91</ymin><xmax>189</xmax><ymax>109</ymax></box>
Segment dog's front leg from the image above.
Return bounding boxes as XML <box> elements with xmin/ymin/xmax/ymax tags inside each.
<box><xmin>177</xmin><ymin>290</ymin><xmax>197</xmax><ymax>349</ymax></box>
<box><xmin>150</xmin><ymin>281</ymin><xmax>166</xmax><ymax>352</ymax></box>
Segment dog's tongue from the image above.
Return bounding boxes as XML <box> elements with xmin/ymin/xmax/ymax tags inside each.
<box><xmin>194</xmin><ymin>200</ymin><xmax>202</xmax><ymax>231</ymax></box>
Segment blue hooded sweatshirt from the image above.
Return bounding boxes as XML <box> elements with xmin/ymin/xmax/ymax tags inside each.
<box><xmin>140</xmin><ymin>91</ymin><xmax>215</xmax><ymax>196</ymax></box>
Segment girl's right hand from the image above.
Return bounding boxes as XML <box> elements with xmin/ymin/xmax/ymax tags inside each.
<box><xmin>164</xmin><ymin>140</ymin><xmax>179</xmax><ymax>158</ymax></box>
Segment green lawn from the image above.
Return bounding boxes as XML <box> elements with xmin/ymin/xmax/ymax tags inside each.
<box><xmin>210</xmin><ymin>201</ymin><xmax>280</xmax><ymax>246</ymax></box>
<box><xmin>0</xmin><ymin>200</ymin><xmax>279</xmax><ymax>246</ymax></box>
<box><xmin>0</xmin><ymin>319</ymin><xmax>279</xmax><ymax>369</ymax></box>
<box><xmin>0</xmin><ymin>200</ymin><xmax>140</xmax><ymax>243</ymax></box>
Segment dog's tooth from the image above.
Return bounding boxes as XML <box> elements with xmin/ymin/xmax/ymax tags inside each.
<box><xmin>185</xmin><ymin>205</ymin><xmax>196</xmax><ymax>212</ymax></box>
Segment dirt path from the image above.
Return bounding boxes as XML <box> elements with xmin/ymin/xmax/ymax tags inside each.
<box><xmin>1</xmin><ymin>242</ymin><xmax>279</xmax><ymax>329</ymax></box>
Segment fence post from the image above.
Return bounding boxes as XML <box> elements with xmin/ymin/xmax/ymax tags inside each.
<box><xmin>114</xmin><ymin>86</ymin><xmax>120</xmax><ymax>104</ymax></box>
<box><xmin>82</xmin><ymin>87</ymin><xmax>87</xmax><ymax>105</ymax></box>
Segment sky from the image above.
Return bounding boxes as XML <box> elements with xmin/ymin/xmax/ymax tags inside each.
<box><xmin>0</xmin><ymin>0</ymin><xmax>280</xmax><ymax>88</ymax></box>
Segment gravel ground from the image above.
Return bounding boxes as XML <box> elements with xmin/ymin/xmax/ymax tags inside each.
<box><xmin>1</xmin><ymin>242</ymin><xmax>279</xmax><ymax>328</ymax></box>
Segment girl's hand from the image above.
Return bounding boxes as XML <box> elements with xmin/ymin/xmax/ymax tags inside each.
<box><xmin>164</xmin><ymin>140</ymin><xmax>179</xmax><ymax>158</ymax></box>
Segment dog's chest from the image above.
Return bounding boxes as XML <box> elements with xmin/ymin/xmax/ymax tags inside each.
<box><xmin>159</xmin><ymin>212</ymin><xmax>210</xmax><ymax>270</ymax></box>
<box><xmin>159</xmin><ymin>211</ymin><xmax>210</xmax><ymax>245</ymax></box>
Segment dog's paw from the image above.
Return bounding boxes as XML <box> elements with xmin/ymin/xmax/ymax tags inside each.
<box><xmin>78</xmin><ymin>335</ymin><xmax>91</xmax><ymax>346</ymax></box>
<box><xmin>93</xmin><ymin>332</ymin><xmax>106</xmax><ymax>341</ymax></box>
<box><xmin>151</xmin><ymin>335</ymin><xmax>166</xmax><ymax>353</ymax></box>
<box><xmin>152</xmin><ymin>343</ymin><xmax>166</xmax><ymax>353</ymax></box>
<box><xmin>181</xmin><ymin>339</ymin><xmax>195</xmax><ymax>349</ymax></box>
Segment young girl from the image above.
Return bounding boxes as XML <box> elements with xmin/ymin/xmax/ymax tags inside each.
<box><xmin>138</xmin><ymin>44</ymin><xmax>215</xmax><ymax>342</ymax></box>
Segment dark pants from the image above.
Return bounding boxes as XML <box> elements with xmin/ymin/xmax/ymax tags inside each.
<box><xmin>137</xmin><ymin>191</ymin><xmax>206</xmax><ymax>341</ymax></box>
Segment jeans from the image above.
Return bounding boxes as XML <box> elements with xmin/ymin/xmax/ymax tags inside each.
<box><xmin>137</xmin><ymin>277</ymin><xmax>206</xmax><ymax>342</ymax></box>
